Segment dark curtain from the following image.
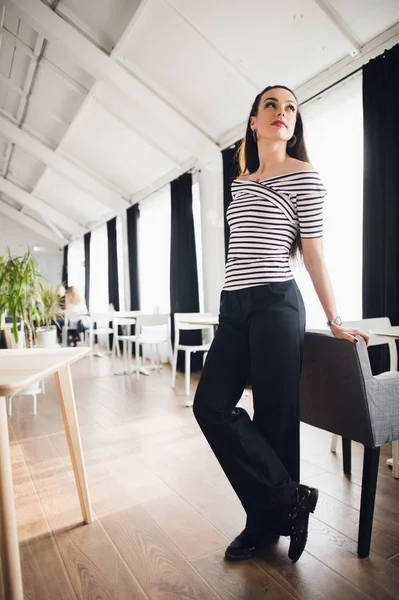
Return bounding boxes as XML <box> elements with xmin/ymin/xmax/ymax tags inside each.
<box><xmin>62</xmin><ymin>245</ymin><xmax>68</xmax><ymax>287</ymax></box>
<box><xmin>126</xmin><ymin>204</ymin><xmax>140</xmax><ymax>311</ymax></box>
<box><xmin>362</xmin><ymin>43</ymin><xmax>399</xmax><ymax>374</ymax></box>
<box><xmin>84</xmin><ymin>232</ymin><xmax>91</xmax><ymax>310</ymax></box>
<box><xmin>222</xmin><ymin>142</ymin><xmax>240</xmax><ymax>259</ymax></box>
<box><xmin>170</xmin><ymin>172</ymin><xmax>202</xmax><ymax>371</ymax></box>
<box><xmin>107</xmin><ymin>217</ymin><xmax>120</xmax><ymax>311</ymax></box>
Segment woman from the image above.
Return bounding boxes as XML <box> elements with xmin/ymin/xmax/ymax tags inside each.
<box><xmin>64</xmin><ymin>286</ymin><xmax>89</xmax><ymax>346</ymax></box>
<box><xmin>193</xmin><ymin>85</ymin><xmax>369</xmax><ymax>564</ymax></box>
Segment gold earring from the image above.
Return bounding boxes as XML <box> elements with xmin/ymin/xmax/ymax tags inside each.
<box><xmin>252</xmin><ymin>129</ymin><xmax>257</xmax><ymax>143</ymax></box>
<box><xmin>288</xmin><ymin>135</ymin><xmax>297</xmax><ymax>148</ymax></box>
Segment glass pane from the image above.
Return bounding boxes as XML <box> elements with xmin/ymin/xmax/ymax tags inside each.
<box><xmin>138</xmin><ymin>186</ymin><xmax>171</xmax><ymax>313</ymax></box>
<box><xmin>292</xmin><ymin>73</ymin><xmax>363</xmax><ymax>327</ymax></box>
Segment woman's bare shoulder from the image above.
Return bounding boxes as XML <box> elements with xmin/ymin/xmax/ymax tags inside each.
<box><xmin>288</xmin><ymin>158</ymin><xmax>314</xmax><ymax>171</ymax></box>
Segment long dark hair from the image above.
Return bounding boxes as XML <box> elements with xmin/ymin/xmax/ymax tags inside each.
<box><xmin>238</xmin><ymin>85</ymin><xmax>310</xmax><ymax>259</ymax></box>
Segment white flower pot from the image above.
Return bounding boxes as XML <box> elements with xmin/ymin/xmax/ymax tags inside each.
<box><xmin>36</xmin><ymin>326</ymin><xmax>57</xmax><ymax>349</ymax></box>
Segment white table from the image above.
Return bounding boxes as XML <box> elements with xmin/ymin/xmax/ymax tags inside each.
<box><xmin>369</xmin><ymin>327</ymin><xmax>399</xmax><ymax>338</ymax></box>
<box><xmin>0</xmin><ymin>347</ymin><xmax>92</xmax><ymax>600</ymax></box>
<box><xmin>183</xmin><ymin>316</ymin><xmax>219</xmax><ymax>327</ymax></box>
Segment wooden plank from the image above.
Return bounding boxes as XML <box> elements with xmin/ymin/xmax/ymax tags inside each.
<box><xmin>192</xmin><ymin>548</ymin><xmax>296</xmax><ymax>600</ymax></box>
<box><xmin>304</xmin><ymin>517</ymin><xmax>399</xmax><ymax>599</ymax></box>
<box><xmin>17</xmin><ymin>437</ymin><xmax>148</xmax><ymax>600</ymax></box>
<box><xmin>141</xmin><ymin>489</ymin><xmax>228</xmax><ymax>561</ymax></box>
<box><xmin>254</xmin><ymin>537</ymin><xmax>370</xmax><ymax>600</ymax></box>
<box><xmin>3</xmin><ymin>361</ymin><xmax>399</xmax><ymax>598</ymax></box>
<box><xmin>101</xmin><ymin>503</ymin><xmax>217</xmax><ymax>600</ymax></box>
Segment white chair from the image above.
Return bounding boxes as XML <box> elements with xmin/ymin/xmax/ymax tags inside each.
<box><xmin>61</xmin><ymin>310</ymin><xmax>90</xmax><ymax>347</ymax></box>
<box><xmin>330</xmin><ymin>317</ymin><xmax>398</xmax><ymax>478</ymax></box>
<box><xmin>86</xmin><ymin>312</ymin><xmax>115</xmax><ymax>355</ymax></box>
<box><xmin>136</xmin><ymin>313</ymin><xmax>173</xmax><ymax>371</ymax></box>
<box><xmin>111</xmin><ymin>316</ymin><xmax>139</xmax><ymax>377</ymax></box>
<box><xmin>172</xmin><ymin>313</ymin><xmax>214</xmax><ymax>399</ymax></box>
<box><xmin>8</xmin><ymin>388</ymin><xmax>39</xmax><ymax>416</ymax></box>
<box><xmin>7</xmin><ymin>322</ymin><xmax>44</xmax><ymax>416</ymax></box>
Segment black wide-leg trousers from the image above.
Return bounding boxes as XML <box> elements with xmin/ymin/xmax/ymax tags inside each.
<box><xmin>193</xmin><ymin>279</ymin><xmax>306</xmax><ymax>534</ymax></box>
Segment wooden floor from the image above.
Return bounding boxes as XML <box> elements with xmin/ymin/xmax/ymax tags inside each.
<box><xmin>2</xmin><ymin>354</ymin><xmax>399</xmax><ymax>600</ymax></box>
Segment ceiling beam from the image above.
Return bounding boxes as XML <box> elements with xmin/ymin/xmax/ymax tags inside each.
<box><xmin>314</xmin><ymin>0</ymin><xmax>362</xmax><ymax>56</ymax></box>
<box><xmin>0</xmin><ymin>115</ymin><xmax>130</xmax><ymax>212</ymax></box>
<box><xmin>0</xmin><ymin>198</ymin><xmax>66</xmax><ymax>245</ymax></box>
<box><xmin>0</xmin><ymin>176</ymin><xmax>86</xmax><ymax>237</ymax></box>
<box><xmin>219</xmin><ymin>23</ymin><xmax>399</xmax><ymax>150</ymax></box>
<box><xmin>5</xmin><ymin>0</ymin><xmax>220</xmax><ymax>163</ymax></box>
<box><xmin>296</xmin><ymin>22</ymin><xmax>399</xmax><ymax>103</ymax></box>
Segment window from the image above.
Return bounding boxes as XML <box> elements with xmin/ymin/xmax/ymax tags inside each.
<box><xmin>89</xmin><ymin>224</ymin><xmax>109</xmax><ymax>312</ymax></box>
<box><xmin>138</xmin><ymin>186</ymin><xmax>171</xmax><ymax>313</ymax></box>
<box><xmin>292</xmin><ymin>73</ymin><xmax>363</xmax><ymax>327</ymax></box>
<box><xmin>116</xmin><ymin>215</ymin><xmax>126</xmax><ymax>312</ymax></box>
<box><xmin>192</xmin><ymin>180</ymin><xmax>204</xmax><ymax>312</ymax></box>
<box><xmin>67</xmin><ymin>239</ymin><xmax>85</xmax><ymax>297</ymax></box>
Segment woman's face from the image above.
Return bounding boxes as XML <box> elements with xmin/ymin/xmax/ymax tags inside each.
<box><xmin>250</xmin><ymin>87</ymin><xmax>298</xmax><ymax>144</ymax></box>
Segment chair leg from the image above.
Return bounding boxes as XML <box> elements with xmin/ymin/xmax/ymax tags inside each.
<box><xmin>392</xmin><ymin>440</ymin><xmax>399</xmax><ymax>479</ymax></box>
<box><xmin>155</xmin><ymin>344</ymin><xmax>161</xmax><ymax>370</ymax></box>
<box><xmin>168</xmin><ymin>340</ymin><xmax>173</xmax><ymax>366</ymax></box>
<box><xmin>330</xmin><ymin>434</ymin><xmax>339</xmax><ymax>453</ymax></box>
<box><xmin>342</xmin><ymin>438</ymin><xmax>351</xmax><ymax>475</ymax></box>
<box><xmin>358</xmin><ymin>446</ymin><xmax>380</xmax><ymax>558</ymax></box>
<box><xmin>111</xmin><ymin>335</ymin><xmax>116</xmax><ymax>372</ymax></box>
<box><xmin>185</xmin><ymin>350</ymin><xmax>191</xmax><ymax>396</ymax></box>
<box><xmin>171</xmin><ymin>348</ymin><xmax>178</xmax><ymax>387</ymax></box>
<box><xmin>123</xmin><ymin>340</ymin><xmax>128</xmax><ymax>373</ymax></box>
<box><xmin>33</xmin><ymin>394</ymin><xmax>37</xmax><ymax>416</ymax></box>
<box><xmin>135</xmin><ymin>341</ymin><xmax>140</xmax><ymax>380</ymax></box>
<box><xmin>8</xmin><ymin>396</ymin><xmax>12</xmax><ymax>417</ymax></box>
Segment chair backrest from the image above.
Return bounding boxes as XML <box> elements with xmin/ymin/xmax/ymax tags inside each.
<box><xmin>113</xmin><ymin>317</ymin><xmax>136</xmax><ymax>336</ymax></box>
<box><xmin>344</xmin><ymin>317</ymin><xmax>397</xmax><ymax>371</ymax></box>
<box><xmin>300</xmin><ymin>331</ymin><xmax>375</xmax><ymax>447</ymax></box>
<box><xmin>115</xmin><ymin>311</ymin><xmax>141</xmax><ymax>319</ymax></box>
<box><xmin>138</xmin><ymin>314</ymin><xmax>170</xmax><ymax>327</ymax></box>
<box><xmin>89</xmin><ymin>312</ymin><xmax>114</xmax><ymax>328</ymax></box>
<box><xmin>136</xmin><ymin>313</ymin><xmax>170</xmax><ymax>340</ymax></box>
<box><xmin>173</xmin><ymin>313</ymin><xmax>214</xmax><ymax>346</ymax></box>
<box><xmin>174</xmin><ymin>312</ymin><xmax>214</xmax><ymax>332</ymax></box>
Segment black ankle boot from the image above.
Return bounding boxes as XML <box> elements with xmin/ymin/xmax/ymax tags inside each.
<box><xmin>287</xmin><ymin>484</ymin><xmax>319</xmax><ymax>563</ymax></box>
<box><xmin>225</xmin><ymin>528</ymin><xmax>279</xmax><ymax>561</ymax></box>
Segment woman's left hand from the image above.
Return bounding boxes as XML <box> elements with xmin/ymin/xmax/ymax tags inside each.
<box><xmin>329</xmin><ymin>325</ymin><xmax>370</xmax><ymax>347</ymax></box>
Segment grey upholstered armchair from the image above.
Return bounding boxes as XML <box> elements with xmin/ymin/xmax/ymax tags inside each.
<box><xmin>300</xmin><ymin>330</ymin><xmax>399</xmax><ymax>558</ymax></box>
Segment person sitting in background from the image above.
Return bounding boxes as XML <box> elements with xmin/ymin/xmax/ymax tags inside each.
<box><xmin>65</xmin><ymin>286</ymin><xmax>89</xmax><ymax>346</ymax></box>
<box><xmin>55</xmin><ymin>284</ymin><xmax>66</xmax><ymax>343</ymax></box>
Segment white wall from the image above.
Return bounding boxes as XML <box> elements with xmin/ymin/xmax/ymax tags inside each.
<box><xmin>198</xmin><ymin>157</ymin><xmax>225</xmax><ymax>315</ymax></box>
<box><xmin>0</xmin><ymin>214</ymin><xmax>63</xmax><ymax>287</ymax></box>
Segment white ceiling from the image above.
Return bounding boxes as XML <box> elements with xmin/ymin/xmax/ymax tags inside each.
<box><xmin>0</xmin><ymin>0</ymin><xmax>398</xmax><ymax>246</ymax></box>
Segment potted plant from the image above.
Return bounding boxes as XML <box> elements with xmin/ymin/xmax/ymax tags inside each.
<box><xmin>0</xmin><ymin>248</ymin><xmax>43</xmax><ymax>348</ymax></box>
<box><xmin>35</xmin><ymin>285</ymin><xmax>64</xmax><ymax>348</ymax></box>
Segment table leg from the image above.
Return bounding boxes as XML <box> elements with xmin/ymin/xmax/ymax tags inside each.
<box><xmin>391</xmin><ymin>440</ymin><xmax>399</xmax><ymax>478</ymax></box>
<box><xmin>0</xmin><ymin>397</ymin><xmax>24</xmax><ymax>600</ymax></box>
<box><xmin>54</xmin><ymin>367</ymin><xmax>93</xmax><ymax>524</ymax></box>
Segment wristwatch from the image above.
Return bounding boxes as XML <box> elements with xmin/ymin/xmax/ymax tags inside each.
<box><xmin>327</xmin><ymin>316</ymin><xmax>342</xmax><ymax>327</ymax></box>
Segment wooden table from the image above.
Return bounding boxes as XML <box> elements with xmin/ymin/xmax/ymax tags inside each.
<box><xmin>0</xmin><ymin>347</ymin><xmax>92</xmax><ymax>600</ymax></box>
